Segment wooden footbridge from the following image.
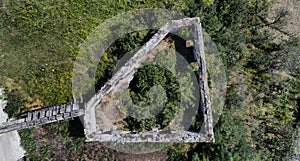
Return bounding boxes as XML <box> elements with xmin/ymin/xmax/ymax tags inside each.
<box><xmin>0</xmin><ymin>103</ymin><xmax>84</xmax><ymax>134</ymax></box>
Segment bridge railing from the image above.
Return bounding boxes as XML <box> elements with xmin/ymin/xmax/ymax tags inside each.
<box><xmin>0</xmin><ymin>103</ymin><xmax>84</xmax><ymax>134</ymax></box>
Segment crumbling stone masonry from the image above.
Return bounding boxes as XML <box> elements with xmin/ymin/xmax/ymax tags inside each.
<box><xmin>0</xmin><ymin>17</ymin><xmax>214</xmax><ymax>143</ymax></box>
<box><xmin>84</xmin><ymin>17</ymin><xmax>214</xmax><ymax>143</ymax></box>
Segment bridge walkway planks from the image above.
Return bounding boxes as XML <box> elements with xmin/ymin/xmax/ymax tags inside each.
<box><xmin>0</xmin><ymin>103</ymin><xmax>84</xmax><ymax>134</ymax></box>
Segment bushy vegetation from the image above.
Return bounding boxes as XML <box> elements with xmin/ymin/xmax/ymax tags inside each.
<box><xmin>1</xmin><ymin>0</ymin><xmax>300</xmax><ymax>160</ymax></box>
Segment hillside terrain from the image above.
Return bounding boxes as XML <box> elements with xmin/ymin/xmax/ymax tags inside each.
<box><xmin>1</xmin><ymin>0</ymin><xmax>300</xmax><ymax>160</ymax></box>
